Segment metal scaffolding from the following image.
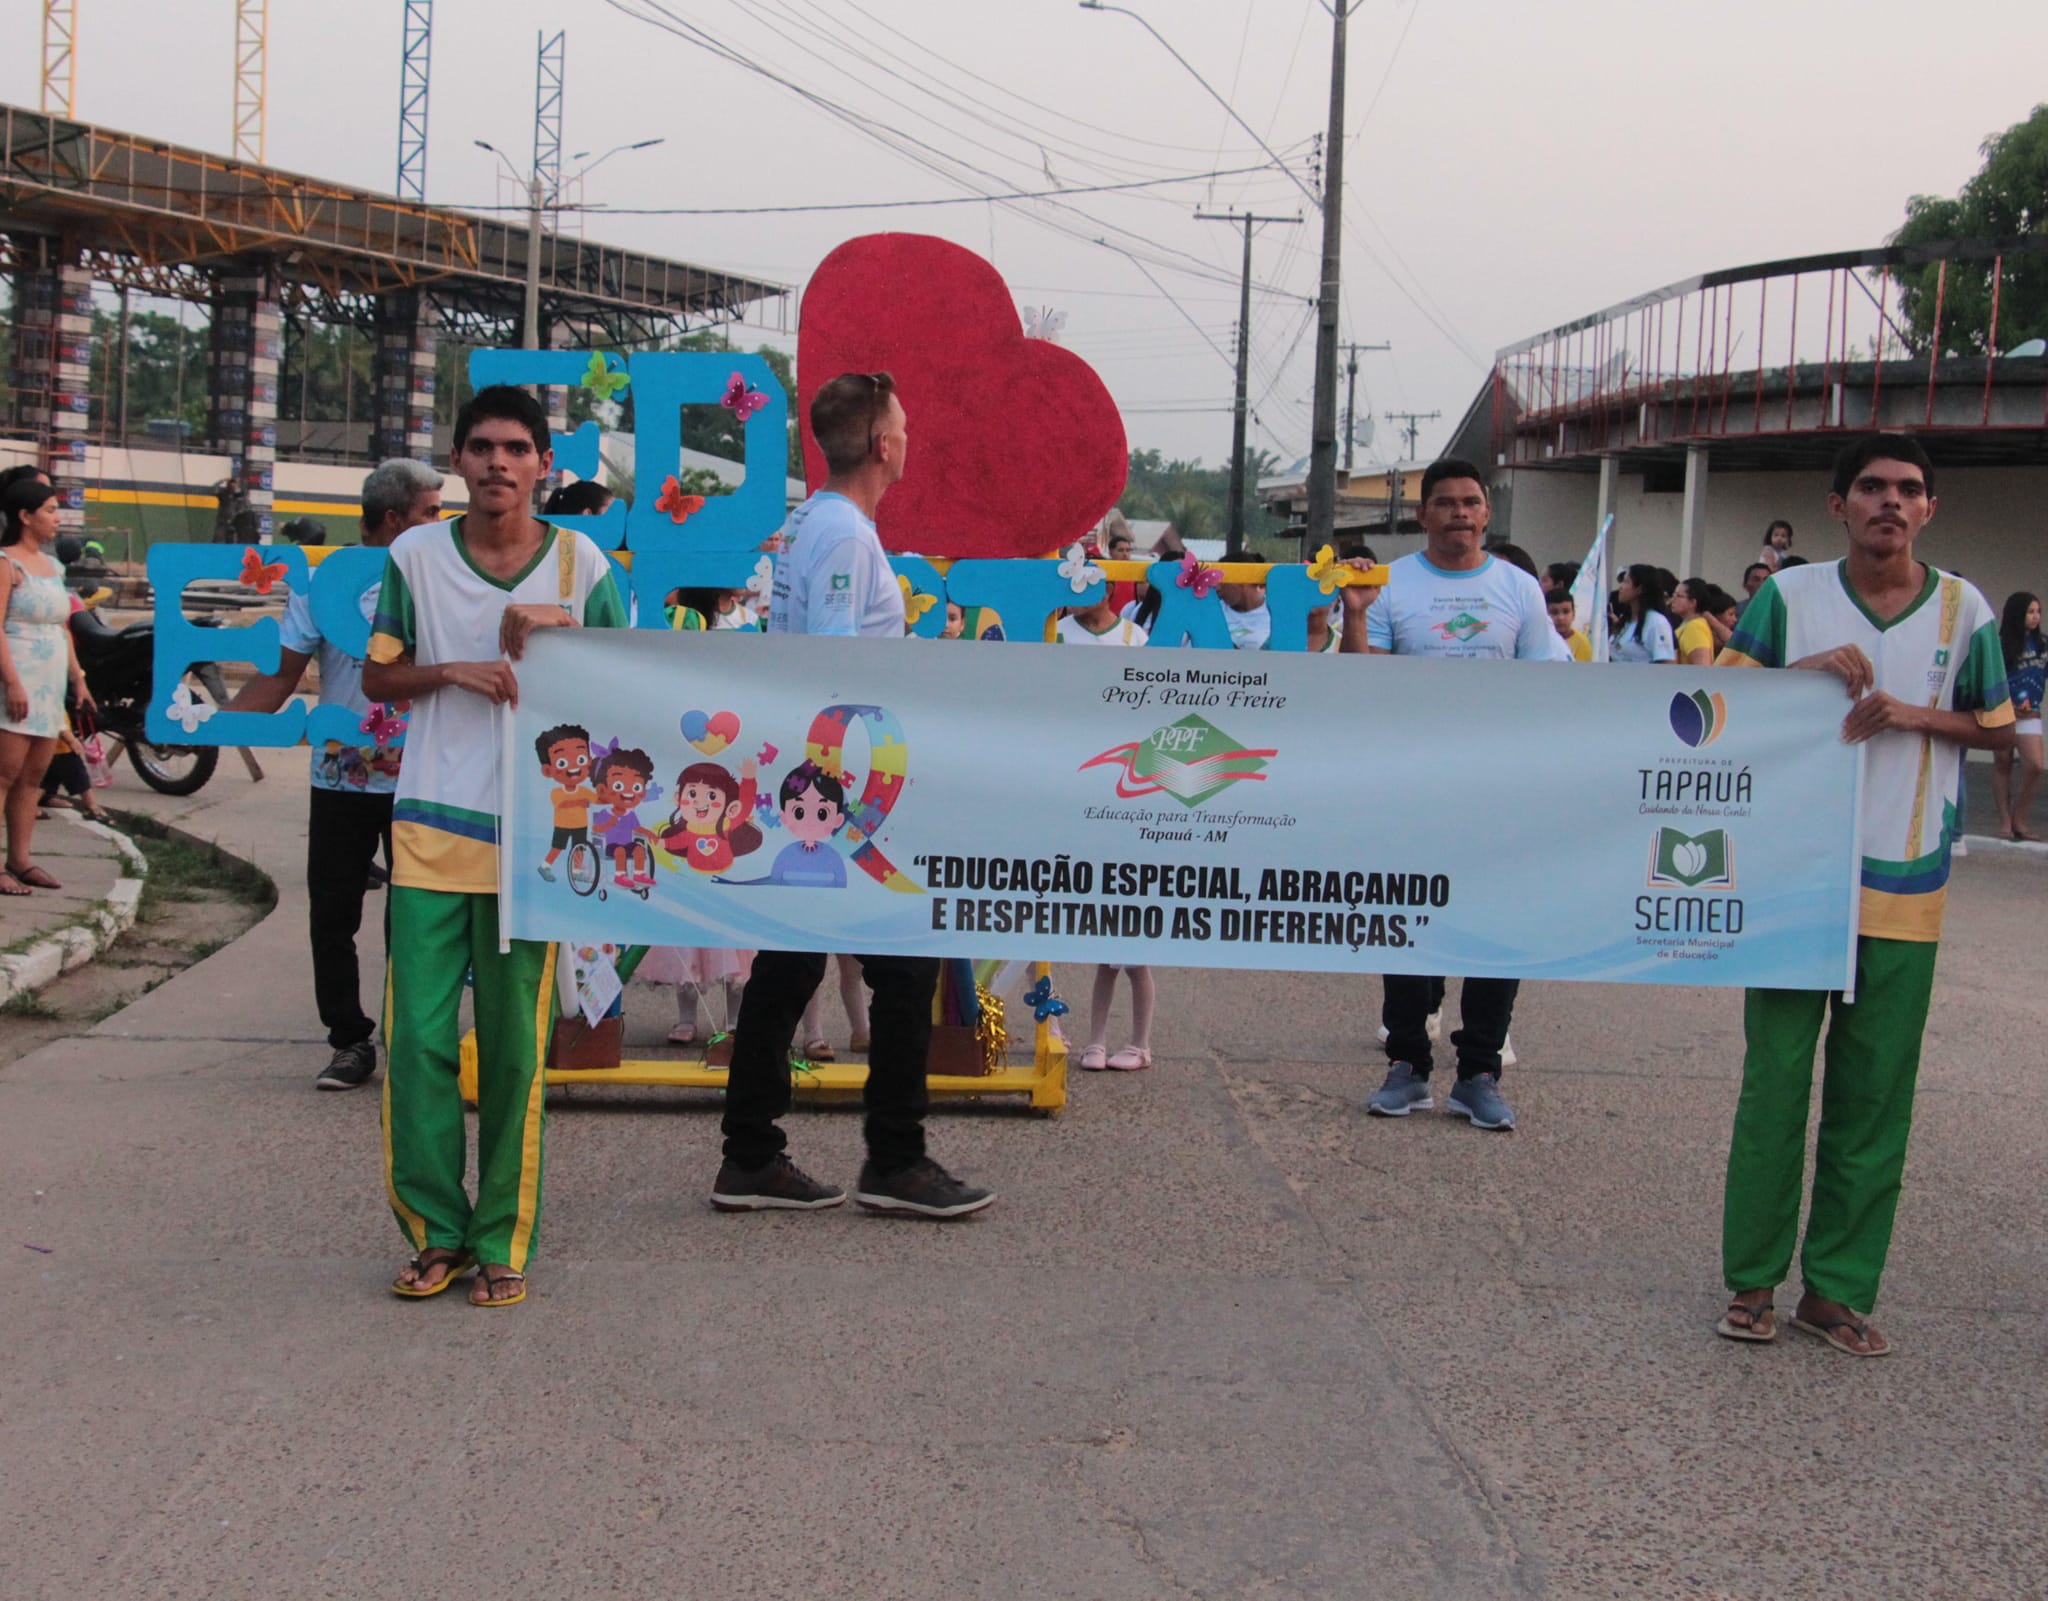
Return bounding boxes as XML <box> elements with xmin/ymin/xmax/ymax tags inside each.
<box><xmin>395</xmin><ymin>0</ymin><xmax>432</xmax><ymax>203</ymax></box>
<box><xmin>232</xmin><ymin>0</ymin><xmax>267</xmax><ymax>164</ymax></box>
<box><xmin>532</xmin><ymin>30</ymin><xmax>564</xmax><ymax>199</ymax></box>
<box><xmin>40</xmin><ymin>0</ymin><xmax>78</xmax><ymax>118</ymax></box>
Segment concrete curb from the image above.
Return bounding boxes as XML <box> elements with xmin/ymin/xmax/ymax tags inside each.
<box><xmin>1958</xmin><ymin>832</ymin><xmax>2048</xmax><ymax>858</ymax></box>
<box><xmin>0</xmin><ymin>813</ymin><xmax>148</xmax><ymax>1007</ymax></box>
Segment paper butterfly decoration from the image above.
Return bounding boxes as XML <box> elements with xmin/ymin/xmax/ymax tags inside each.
<box><xmin>1306</xmin><ymin>544</ymin><xmax>1342</xmax><ymax>596</ymax></box>
<box><xmin>896</xmin><ymin>573</ymin><xmax>936</xmax><ymax>623</ymax></box>
<box><xmin>1023</xmin><ymin>976</ymin><xmax>1069</xmax><ymax>1023</ymax></box>
<box><xmin>238</xmin><ymin>545</ymin><xmax>289</xmax><ymax>594</ymax></box>
<box><xmin>722</xmin><ymin>372</ymin><xmax>770</xmax><ymax>423</ymax></box>
<box><xmin>166</xmin><ymin>681</ymin><xmax>217</xmax><ymax>734</ymax></box>
<box><xmin>746</xmin><ymin>555</ymin><xmax>775</xmax><ymax>606</ymax></box>
<box><xmin>655</xmin><ymin>476</ymin><xmax>706</xmax><ymax>524</ymax></box>
<box><xmin>1057</xmin><ymin>542</ymin><xmax>1105</xmax><ymax>596</ymax></box>
<box><xmin>1023</xmin><ymin>305</ymin><xmax>1068</xmax><ymax>343</ymax></box>
<box><xmin>1176</xmin><ymin>551</ymin><xmax>1220</xmax><ymax>599</ymax></box>
<box><xmin>580</xmin><ymin>352</ymin><xmax>630</xmax><ymax>402</ymax></box>
<box><xmin>359</xmin><ymin>704</ymin><xmax>409</xmax><ymax>744</ymax></box>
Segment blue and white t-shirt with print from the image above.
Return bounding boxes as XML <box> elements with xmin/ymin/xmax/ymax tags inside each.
<box><xmin>1365</xmin><ymin>551</ymin><xmax>1567</xmax><ymax>660</ymax></box>
<box><xmin>768</xmin><ymin>491</ymin><xmax>904</xmax><ymax>639</ymax></box>
<box><xmin>278</xmin><ymin>575</ymin><xmax>404</xmax><ymax>794</ymax></box>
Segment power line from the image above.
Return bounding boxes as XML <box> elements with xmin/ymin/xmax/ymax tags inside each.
<box><xmin>436</xmin><ymin>161</ymin><xmax>1280</xmax><ymax>216</ymax></box>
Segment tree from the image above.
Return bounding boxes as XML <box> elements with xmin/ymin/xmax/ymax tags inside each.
<box><xmin>1893</xmin><ymin>103</ymin><xmax>2048</xmax><ymax>355</ymax></box>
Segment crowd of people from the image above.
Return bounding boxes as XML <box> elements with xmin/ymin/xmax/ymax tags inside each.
<box><xmin>4</xmin><ymin>385</ymin><xmax>2028</xmax><ymax>1362</ymax></box>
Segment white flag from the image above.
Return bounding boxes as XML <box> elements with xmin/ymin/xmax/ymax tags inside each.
<box><xmin>1571</xmin><ymin>515</ymin><xmax>1613</xmax><ymax>663</ymax></box>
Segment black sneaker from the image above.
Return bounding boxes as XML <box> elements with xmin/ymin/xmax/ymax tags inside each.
<box><xmin>709</xmin><ymin>1156</ymin><xmax>847</xmax><ymax>1212</ymax></box>
<box><xmin>315</xmin><ymin>1040</ymin><xmax>377</xmax><ymax>1091</ymax></box>
<box><xmin>854</xmin><ymin>1157</ymin><xmax>995</xmax><ymax>1219</ymax></box>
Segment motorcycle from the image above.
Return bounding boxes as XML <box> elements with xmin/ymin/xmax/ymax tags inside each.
<box><xmin>70</xmin><ymin>606</ymin><xmax>227</xmax><ymax>797</ymax></box>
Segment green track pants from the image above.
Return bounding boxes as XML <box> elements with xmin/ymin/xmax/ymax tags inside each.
<box><xmin>1721</xmin><ymin>935</ymin><xmax>1937</xmax><ymax>1313</ymax></box>
<box><xmin>382</xmin><ymin>886</ymin><xmax>556</xmax><ymax>1271</ymax></box>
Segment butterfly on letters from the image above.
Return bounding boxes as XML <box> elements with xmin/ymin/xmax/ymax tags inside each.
<box><xmin>721</xmin><ymin>372</ymin><xmax>770</xmax><ymax>423</ymax></box>
<box><xmin>239</xmin><ymin>545</ymin><xmax>290</xmax><ymax>594</ymax></box>
<box><xmin>1176</xmin><ymin>551</ymin><xmax>1220</xmax><ymax>600</ymax></box>
<box><xmin>580</xmin><ymin>352</ymin><xmax>630</xmax><ymax>402</ymax></box>
<box><xmin>655</xmin><ymin>476</ymin><xmax>706</xmax><ymax>524</ymax></box>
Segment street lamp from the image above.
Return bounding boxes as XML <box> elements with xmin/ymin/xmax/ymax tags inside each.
<box><xmin>475</xmin><ymin>136</ymin><xmax>667</xmax><ymax>350</ymax></box>
<box><xmin>1080</xmin><ymin>0</ymin><xmax>1356</xmax><ymax>548</ymax></box>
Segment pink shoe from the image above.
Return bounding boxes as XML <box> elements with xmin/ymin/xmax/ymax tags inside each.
<box><xmin>1078</xmin><ymin>1044</ymin><xmax>1109</xmax><ymax>1071</ymax></box>
<box><xmin>1106</xmin><ymin>1045</ymin><xmax>1152</xmax><ymax>1071</ymax></box>
<box><xmin>613</xmin><ymin>873</ymin><xmax>633</xmax><ymax>888</ymax></box>
<box><xmin>635</xmin><ymin>872</ymin><xmax>655</xmax><ymax>886</ymax></box>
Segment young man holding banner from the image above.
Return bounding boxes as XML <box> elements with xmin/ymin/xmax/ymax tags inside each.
<box><xmin>1348</xmin><ymin>458</ymin><xmax>1563</xmax><ymax>1132</ymax></box>
<box><xmin>362</xmin><ymin>386</ymin><xmax>628</xmax><ymax>1307</ymax></box>
<box><xmin>712</xmin><ymin>371</ymin><xmax>995</xmax><ymax>1220</ymax></box>
<box><xmin>1713</xmin><ymin>434</ymin><xmax>2011</xmax><ymax>1357</ymax></box>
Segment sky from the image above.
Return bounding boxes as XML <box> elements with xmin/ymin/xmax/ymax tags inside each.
<box><xmin>7</xmin><ymin>0</ymin><xmax>2047</xmax><ymax>470</ymax></box>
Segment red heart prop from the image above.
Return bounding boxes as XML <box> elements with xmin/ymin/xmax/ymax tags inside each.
<box><xmin>798</xmin><ymin>234</ymin><xmax>1127</xmax><ymax>559</ymax></box>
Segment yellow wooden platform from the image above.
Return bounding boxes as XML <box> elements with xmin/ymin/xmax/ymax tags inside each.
<box><xmin>461</xmin><ymin>1028</ymin><xmax>1069</xmax><ymax>1113</ymax></box>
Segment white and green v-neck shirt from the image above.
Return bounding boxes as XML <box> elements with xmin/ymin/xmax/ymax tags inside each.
<box><xmin>1720</xmin><ymin>560</ymin><xmax>2011</xmax><ymax>941</ymax></box>
<box><xmin>369</xmin><ymin>518</ymin><xmax>626</xmax><ymax>894</ymax></box>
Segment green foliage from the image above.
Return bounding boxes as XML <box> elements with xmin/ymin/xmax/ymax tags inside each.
<box><xmin>1119</xmin><ymin>445</ymin><xmax>1287</xmax><ymax>555</ymax></box>
<box><xmin>82</xmin><ymin>308</ymin><xmax>212</xmax><ymax>434</ymax></box>
<box><xmin>1893</xmin><ymin>103</ymin><xmax>2048</xmax><ymax>354</ymax></box>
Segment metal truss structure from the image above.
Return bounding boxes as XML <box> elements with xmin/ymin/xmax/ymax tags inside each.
<box><xmin>1490</xmin><ymin>238</ymin><xmax>2048</xmax><ymax>472</ymax></box>
<box><xmin>232</xmin><ymin>0</ymin><xmax>267</xmax><ymax>165</ymax></box>
<box><xmin>40</xmin><ymin>0</ymin><xmax>78</xmax><ymax>119</ymax></box>
<box><xmin>395</xmin><ymin>0</ymin><xmax>432</xmax><ymax>203</ymax></box>
<box><xmin>0</xmin><ymin>104</ymin><xmax>791</xmax><ymax>344</ymax></box>
<box><xmin>533</xmin><ymin>30</ymin><xmax>564</xmax><ymax>200</ymax></box>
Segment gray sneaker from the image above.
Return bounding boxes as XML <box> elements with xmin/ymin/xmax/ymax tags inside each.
<box><xmin>1446</xmin><ymin>1074</ymin><xmax>1516</xmax><ymax>1131</ymax></box>
<box><xmin>1366</xmin><ymin>1063</ymin><xmax>1434</xmax><ymax>1117</ymax></box>
<box><xmin>315</xmin><ymin>1040</ymin><xmax>377</xmax><ymax>1091</ymax></box>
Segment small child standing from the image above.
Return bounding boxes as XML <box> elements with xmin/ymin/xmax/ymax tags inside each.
<box><xmin>1055</xmin><ymin>590</ymin><xmax>1155</xmax><ymax>1070</ymax></box>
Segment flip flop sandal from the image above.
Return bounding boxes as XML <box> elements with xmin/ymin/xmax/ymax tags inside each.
<box><xmin>10</xmin><ymin>865</ymin><xmax>61</xmax><ymax>890</ymax></box>
<box><xmin>804</xmin><ymin>1039</ymin><xmax>836</xmax><ymax>1062</ymax></box>
<box><xmin>1790</xmin><ymin>1312</ymin><xmax>1889</xmax><ymax>1357</ymax></box>
<box><xmin>391</xmin><ymin>1249</ymin><xmax>474</xmax><ymax>1299</ymax></box>
<box><xmin>1715</xmin><ymin>1300</ymin><xmax>1777</xmax><ymax>1343</ymax></box>
<box><xmin>0</xmin><ymin>872</ymin><xmax>29</xmax><ymax>898</ymax></box>
<box><xmin>1078</xmin><ymin>1045</ymin><xmax>1109</xmax><ymax>1071</ymax></box>
<box><xmin>471</xmin><ymin>1268</ymin><xmax>527</xmax><ymax>1308</ymax></box>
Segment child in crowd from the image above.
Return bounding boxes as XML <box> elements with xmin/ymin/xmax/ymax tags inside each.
<box><xmin>1054</xmin><ymin>593</ymin><xmax>1155</xmax><ymax>1068</ymax></box>
<box><xmin>1544</xmin><ymin>588</ymin><xmax>1592</xmax><ymax>661</ymax></box>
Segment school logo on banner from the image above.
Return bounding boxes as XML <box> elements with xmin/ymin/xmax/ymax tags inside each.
<box><xmin>1646</xmin><ymin>827</ymin><xmax>1735</xmax><ymax>890</ymax></box>
<box><xmin>1080</xmin><ymin>715</ymin><xmax>1276</xmax><ymax>809</ymax></box>
<box><xmin>1668</xmin><ymin>690</ymin><xmax>1728</xmax><ymax>748</ymax></box>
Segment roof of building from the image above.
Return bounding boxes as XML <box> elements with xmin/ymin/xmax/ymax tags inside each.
<box><xmin>0</xmin><ymin>103</ymin><xmax>787</xmax><ymax>342</ymax></box>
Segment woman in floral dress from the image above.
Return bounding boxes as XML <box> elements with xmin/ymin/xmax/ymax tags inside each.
<box><xmin>0</xmin><ymin>480</ymin><xmax>93</xmax><ymax>895</ymax></box>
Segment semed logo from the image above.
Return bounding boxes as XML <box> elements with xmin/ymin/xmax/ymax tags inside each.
<box><xmin>1668</xmin><ymin>689</ymin><xmax>1728</xmax><ymax>748</ymax></box>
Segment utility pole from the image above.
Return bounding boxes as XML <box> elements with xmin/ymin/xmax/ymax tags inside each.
<box><xmin>1342</xmin><ymin>339</ymin><xmax>1389</xmax><ymax>472</ymax></box>
<box><xmin>1306</xmin><ymin>1</ymin><xmax>1356</xmax><ymax>551</ymax></box>
<box><xmin>1384</xmin><ymin>409</ymin><xmax>1441</xmax><ymax>461</ymax></box>
<box><xmin>1197</xmin><ymin>208</ymin><xmax>1299</xmax><ymax>547</ymax></box>
<box><xmin>1381</xmin><ymin>409</ymin><xmax>1440</xmax><ymax>538</ymax></box>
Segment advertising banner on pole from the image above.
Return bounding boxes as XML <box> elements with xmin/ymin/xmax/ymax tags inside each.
<box><xmin>498</xmin><ymin>630</ymin><xmax>1860</xmax><ymax>989</ymax></box>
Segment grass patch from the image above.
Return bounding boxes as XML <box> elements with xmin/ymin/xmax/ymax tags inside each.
<box><xmin>110</xmin><ymin>812</ymin><xmax>276</xmax><ymax>922</ymax></box>
<box><xmin>1</xmin><ymin>990</ymin><xmax>59</xmax><ymax>1019</ymax></box>
<box><xmin>1</xmin><ymin>910</ymin><xmax>94</xmax><ymax>958</ymax></box>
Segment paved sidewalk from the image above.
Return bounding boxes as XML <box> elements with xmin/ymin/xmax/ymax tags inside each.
<box><xmin>0</xmin><ymin>811</ymin><xmax>143</xmax><ymax>1004</ymax></box>
<box><xmin>2</xmin><ymin>750</ymin><xmax>2044</xmax><ymax>1599</ymax></box>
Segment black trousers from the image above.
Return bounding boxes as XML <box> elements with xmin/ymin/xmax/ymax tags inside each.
<box><xmin>1382</xmin><ymin>973</ymin><xmax>1519</xmax><ymax>1081</ymax></box>
<box><xmin>723</xmin><ymin>950</ymin><xmax>936</xmax><ymax>1173</ymax></box>
<box><xmin>307</xmin><ymin>787</ymin><xmax>394</xmax><ymax>1050</ymax></box>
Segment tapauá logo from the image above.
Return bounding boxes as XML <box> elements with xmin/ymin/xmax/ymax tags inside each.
<box><xmin>1669</xmin><ymin>689</ymin><xmax>1728</xmax><ymax>748</ymax></box>
<box><xmin>1646</xmin><ymin>826</ymin><xmax>1735</xmax><ymax>890</ymax></box>
<box><xmin>1082</xmin><ymin>714</ymin><xmax>1276</xmax><ymax>809</ymax></box>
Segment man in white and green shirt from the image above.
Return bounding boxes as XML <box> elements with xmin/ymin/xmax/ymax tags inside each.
<box><xmin>1713</xmin><ymin>433</ymin><xmax>2012</xmax><ymax>1357</ymax></box>
<box><xmin>364</xmin><ymin>385</ymin><xmax>626</xmax><ymax>1307</ymax></box>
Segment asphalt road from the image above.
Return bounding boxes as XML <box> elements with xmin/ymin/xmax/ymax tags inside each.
<box><xmin>2</xmin><ymin>756</ymin><xmax>2042</xmax><ymax>1600</ymax></box>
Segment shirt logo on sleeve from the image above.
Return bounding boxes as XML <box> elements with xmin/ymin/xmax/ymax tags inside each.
<box><xmin>831</xmin><ymin>574</ymin><xmax>852</xmax><ymax>592</ymax></box>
